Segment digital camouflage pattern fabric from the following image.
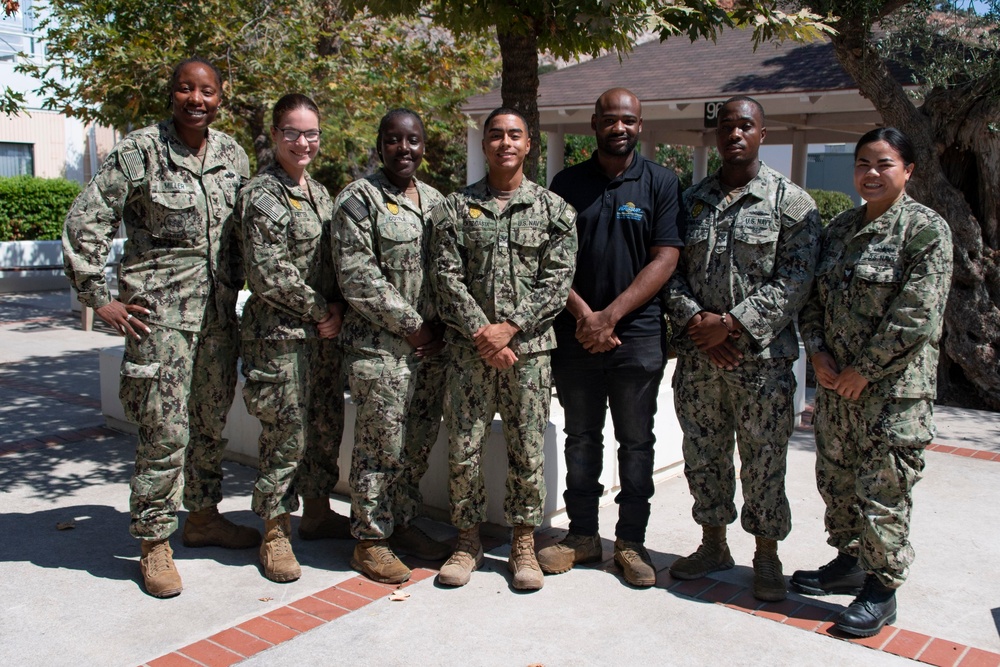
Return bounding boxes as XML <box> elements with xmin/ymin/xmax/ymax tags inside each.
<box><xmin>333</xmin><ymin>172</ymin><xmax>447</xmax><ymax>540</ymax></box>
<box><xmin>237</xmin><ymin>163</ymin><xmax>344</xmax><ymax>521</ymax></box>
<box><xmin>63</xmin><ymin>119</ymin><xmax>250</xmax><ymax>540</ymax></box>
<box><xmin>801</xmin><ymin>194</ymin><xmax>953</xmax><ymax>587</ymax></box>
<box><xmin>64</xmin><ymin>119</ymin><xmax>250</xmax><ymax>332</ymax></box>
<box><xmin>431</xmin><ymin>177</ymin><xmax>577</xmax><ymax>529</ymax></box>
<box><xmin>668</xmin><ymin>163</ymin><xmax>820</xmax><ymax>540</ymax></box>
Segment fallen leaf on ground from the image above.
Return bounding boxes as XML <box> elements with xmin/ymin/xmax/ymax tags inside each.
<box><xmin>56</xmin><ymin>521</ymin><xmax>75</xmax><ymax>530</ymax></box>
<box><xmin>258</xmin><ymin>597</ymin><xmax>273</xmax><ymax>602</ymax></box>
<box><xmin>388</xmin><ymin>590</ymin><xmax>411</xmax><ymax>602</ymax></box>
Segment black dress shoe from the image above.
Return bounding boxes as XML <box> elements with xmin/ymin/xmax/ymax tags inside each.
<box><xmin>834</xmin><ymin>574</ymin><xmax>897</xmax><ymax>637</ymax></box>
<box><xmin>790</xmin><ymin>551</ymin><xmax>865</xmax><ymax>596</ymax></box>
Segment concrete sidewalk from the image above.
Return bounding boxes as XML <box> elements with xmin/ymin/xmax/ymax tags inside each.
<box><xmin>2</xmin><ymin>290</ymin><xmax>999</xmax><ymax>667</ymax></box>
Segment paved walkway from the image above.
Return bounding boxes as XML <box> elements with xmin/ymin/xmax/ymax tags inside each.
<box><xmin>2</xmin><ymin>290</ymin><xmax>999</xmax><ymax>667</ymax></box>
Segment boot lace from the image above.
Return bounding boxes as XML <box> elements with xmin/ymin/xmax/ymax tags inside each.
<box><xmin>513</xmin><ymin>532</ymin><xmax>539</xmax><ymax>570</ymax></box>
<box><xmin>617</xmin><ymin>541</ymin><xmax>651</xmax><ymax>566</ymax></box>
<box><xmin>146</xmin><ymin>543</ymin><xmax>173</xmax><ymax>575</ymax></box>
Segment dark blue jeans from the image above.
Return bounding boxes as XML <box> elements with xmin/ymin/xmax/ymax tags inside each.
<box><xmin>551</xmin><ymin>334</ymin><xmax>666</xmax><ymax>543</ymax></box>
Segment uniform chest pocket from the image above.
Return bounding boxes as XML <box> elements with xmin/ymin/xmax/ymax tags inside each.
<box><xmin>149</xmin><ymin>187</ymin><xmax>199</xmax><ymax>243</ymax></box>
<box><xmin>510</xmin><ymin>226</ymin><xmax>548</xmax><ymax>277</ymax></box>
<box><xmin>378</xmin><ymin>219</ymin><xmax>422</xmax><ymax>271</ymax></box>
<box><xmin>851</xmin><ymin>262</ymin><xmax>901</xmax><ymax>318</ymax></box>
<box><xmin>733</xmin><ymin>221</ymin><xmax>780</xmax><ymax>277</ymax></box>
<box><xmin>287</xmin><ymin>212</ymin><xmax>323</xmax><ymax>272</ymax></box>
<box><xmin>457</xmin><ymin>226</ymin><xmax>495</xmax><ymax>276</ymax></box>
<box><xmin>685</xmin><ymin>221</ymin><xmax>711</xmax><ymax>246</ymax></box>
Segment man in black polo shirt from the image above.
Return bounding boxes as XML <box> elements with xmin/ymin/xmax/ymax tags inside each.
<box><xmin>538</xmin><ymin>87</ymin><xmax>683</xmax><ymax>587</ymax></box>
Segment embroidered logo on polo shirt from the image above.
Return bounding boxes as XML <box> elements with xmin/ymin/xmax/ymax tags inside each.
<box><xmin>616</xmin><ymin>202</ymin><xmax>644</xmax><ymax>222</ymax></box>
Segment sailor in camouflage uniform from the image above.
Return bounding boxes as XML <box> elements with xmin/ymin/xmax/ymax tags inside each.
<box><xmin>431</xmin><ymin>108</ymin><xmax>577</xmax><ymax>591</ymax></box>
<box><xmin>333</xmin><ymin>109</ymin><xmax>451</xmax><ymax>585</ymax></box>
<box><xmin>792</xmin><ymin>127</ymin><xmax>953</xmax><ymax>637</ymax></box>
<box><xmin>62</xmin><ymin>58</ymin><xmax>258</xmax><ymax>598</ymax></box>
<box><xmin>666</xmin><ymin>97</ymin><xmax>820</xmax><ymax>601</ymax></box>
<box><xmin>237</xmin><ymin>94</ymin><xmax>350</xmax><ymax>583</ymax></box>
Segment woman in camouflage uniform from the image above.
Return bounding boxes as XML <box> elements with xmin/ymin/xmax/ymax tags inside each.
<box><xmin>332</xmin><ymin>109</ymin><xmax>451</xmax><ymax>584</ymax></box>
<box><xmin>793</xmin><ymin>128</ymin><xmax>953</xmax><ymax>636</ymax></box>
<box><xmin>63</xmin><ymin>58</ymin><xmax>259</xmax><ymax>598</ymax></box>
<box><xmin>237</xmin><ymin>94</ymin><xmax>350</xmax><ymax>583</ymax></box>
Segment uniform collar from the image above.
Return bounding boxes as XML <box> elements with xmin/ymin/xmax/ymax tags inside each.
<box><xmin>162</xmin><ymin>119</ymin><xmax>228</xmax><ymax>174</ymax></box>
<box><xmin>372</xmin><ymin>170</ymin><xmax>429</xmax><ymax>214</ymax></box>
<box><xmin>262</xmin><ymin>162</ymin><xmax>312</xmax><ymax>199</ymax></box>
<box><xmin>469</xmin><ymin>175</ymin><xmax>537</xmax><ymax>217</ymax></box>
<box><xmin>691</xmin><ymin>161</ymin><xmax>773</xmax><ymax>210</ymax></box>
<box><xmin>857</xmin><ymin>194</ymin><xmax>910</xmax><ymax>236</ymax></box>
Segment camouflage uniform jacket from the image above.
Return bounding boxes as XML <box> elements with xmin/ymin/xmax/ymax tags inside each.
<box><xmin>237</xmin><ymin>162</ymin><xmax>340</xmax><ymax>340</ymax></box>
<box><xmin>430</xmin><ymin>177</ymin><xmax>578</xmax><ymax>354</ymax></box>
<box><xmin>667</xmin><ymin>163</ymin><xmax>820</xmax><ymax>360</ymax></box>
<box><xmin>63</xmin><ymin>119</ymin><xmax>249</xmax><ymax>331</ymax></box>
<box><xmin>800</xmin><ymin>195</ymin><xmax>953</xmax><ymax>398</ymax></box>
<box><xmin>333</xmin><ymin>171</ymin><xmax>444</xmax><ymax>357</ymax></box>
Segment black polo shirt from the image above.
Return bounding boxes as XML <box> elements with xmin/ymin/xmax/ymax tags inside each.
<box><xmin>549</xmin><ymin>150</ymin><xmax>684</xmax><ymax>339</ymax></box>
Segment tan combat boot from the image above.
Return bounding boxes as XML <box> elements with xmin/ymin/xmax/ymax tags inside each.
<box><xmin>669</xmin><ymin>525</ymin><xmax>735</xmax><ymax>580</ymax></box>
<box><xmin>298</xmin><ymin>497</ymin><xmax>351</xmax><ymax>541</ymax></box>
<box><xmin>140</xmin><ymin>538</ymin><xmax>183</xmax><ymax>598</ymax></box>
<box><xmin>752</xmin><ymin>536</ymin><xmax>786</xmax><ymax>601</ymax></box>
<box><xmin>352</xmin><ymin>540</ymin><xmax>411</xmax><ymax>584</ymax></box>
<box><xmin>389</xmin><ymin>523</ymin><xmax>451</xmax><ymax>561</ymax></box>
<box><xmin>537</xmin><ymin>533</ymin><xmax>603</xmax><ymax>574</ymax></box>
<box><xmin>182</xmin><ymin>506</ymin><xmax>261</xmax><ymax>549</ymax></box>
<box><xmin>614</xmin><ymin>539</ymin><xmax>656</xmax><ymax>587</ymax></box>
<box><xmin>509</xmin><ymin>525</ymin><xmax>543</xmax><ymax>590</ymax></box>
<box><xmin>261</xmin><ymin>514</ymin><xmax>301</xmax><ymax>583</ymax></box>
<box><xmin>438</xmin><ymin>525</ymin><xmax>483</xmax><ymax>587</ymax></box>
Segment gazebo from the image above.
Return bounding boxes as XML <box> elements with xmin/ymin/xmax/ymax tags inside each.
<box><xmin>461</xmin><ymin>29</ymin><xmax>917</xmax><ymax>186</ymax></box>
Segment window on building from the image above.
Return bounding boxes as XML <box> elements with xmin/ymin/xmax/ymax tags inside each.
<box><xmin>0</xmin><ymin>0</ymin><xmax>36</xmax><ymax>60</ymax></box>
<box><xmin>0</xmin><ymin>142</ymin><xmax>34</xmax><ymax>177</ymax></box>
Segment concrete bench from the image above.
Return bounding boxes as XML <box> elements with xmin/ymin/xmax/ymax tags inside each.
<box><xmin>100</xmin><ymin>345</ymin><xmax>807</xmax><ymax>527</ymax></box>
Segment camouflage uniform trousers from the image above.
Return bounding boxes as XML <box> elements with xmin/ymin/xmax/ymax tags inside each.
<box><xmin>814</xmin><ymin>387</ymin><xmax>930</xmax><ymax>588</ymax></box>
<box><xmin>445</xmin><ymin>345</ymin><xmax>550</xmax><ymax>529</ymax></box>
<box><xmin>241</xmin><ymin>337</ymin><xmax>344</xmax><ymax>520</ymax></box>
<box><xmin>673</xmin><ymin>353</ymin><xmax>795</xmax><ymax>540</ymax></box>
<box><xmin>346</xmin><ymin>348</ymin><xmax>447</xmax><ymax>540</ymax></box>
<box><xmin>120</xmin><ymin>307</ymin><xmax>238</xmax><ymax>540</ymax></box>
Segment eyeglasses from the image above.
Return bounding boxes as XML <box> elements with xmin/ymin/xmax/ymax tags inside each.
<box><xmin>276</xmin><ymin>127</ymin><xmax>321</xmax><ymax>143</ymax></box>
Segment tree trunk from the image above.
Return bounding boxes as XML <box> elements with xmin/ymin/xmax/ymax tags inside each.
<box><xmin>496</xmin><ymin>26</ymin><xmax>541</xmax><ymax>183</ymax></box>
<box><xmin>828</xmin><ymin>24</ymin><xmax>1000</xmax><ymax>409</ymax></box>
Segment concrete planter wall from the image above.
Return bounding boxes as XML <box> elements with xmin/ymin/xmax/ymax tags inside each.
<box><xmin>0</xmin><ymin>240</ymin><xmax>68</xmax><ymax>293</ymax></box>
<box><xmin>100</xmin><ymin>342</ymin><xmax>808</xmax><ymax>528</ymax></box>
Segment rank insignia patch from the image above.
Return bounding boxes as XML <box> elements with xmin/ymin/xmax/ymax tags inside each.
<box><xmin>387</xmin><ymin>202</ymin><xmax>399</xmax><ymax>215</ymax></box>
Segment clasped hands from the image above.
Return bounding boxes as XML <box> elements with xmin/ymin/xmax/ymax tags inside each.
<box><xmin>686</xmin><ymin>311</ymin><xmax>742</xmax><ymax>371</ymax></box>
<box><xmin>317</xmin><ymin>302</ymin><xmax>346</xmax><ymax>339</ymax></box>
<box><xmin>810</xmin><ymin>351</ymin><xmax>869</xmax><ymax>400</ymax></box>
<box><xmin>406</xmin><ymin>321</ymin><xmax>447</xmax><ymax>358</ymax></box>
<box><xmin>473</xmin><ymin>321</ymin><xmax>519</xmax><ymax>369</ymax></box>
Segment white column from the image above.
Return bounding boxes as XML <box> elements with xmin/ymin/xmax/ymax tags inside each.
<box><xmin>545</xmin><ymin>128</ymin><xmax>565</xmax><ymax>186</ymax></box>
<box><xmin>791</xmin><ymin>130</ymin><xmax>808</xmax><ymax>187</ymax></box>
<box><xmin>641</xmin><ymin>132</ymin><xmax>657</xmax><ymax>161</ymax></box>
<box><xmin>466</xmin><ymin>122</ymin><xmax>485</xmax><ymax>185</ymax></box>
<box><xmin>693</xmin><ymin>145</ymin><xmax>709</xmax><ymax>184</ymax></box>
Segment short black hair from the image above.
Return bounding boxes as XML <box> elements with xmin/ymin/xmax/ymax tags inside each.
<box><xmin>170</xmin><ymin>57</ymin><xmax>223</xmax><ymax>93</ymax></box>
<box><xmin>854</xmin><ymin>127</ymin><xmax>916</xmax><ymax>167</ymax></box>
<box><xmin>483</xmin><ymin>107</ymin><xmax>528</xmax><ymax>135</ymax></box>
<box><xmin>722</xmin><ymin>95</ymin><xmax>766</xmax><ymax>123</ymax></box>
<box><xmin>272</xmin><ymin>93</ymin><xmax>320</xmax><ymax>128</ymax></box>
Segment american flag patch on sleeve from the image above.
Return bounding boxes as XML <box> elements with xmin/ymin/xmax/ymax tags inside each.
<box><xmin>120</xmin><ymin>150</ymin><xmax>145</xmax><ymax>181</ymax></box>
<box><xmin>252</xmin><ymin>192</ymin><xmax>289</xmax><ymax>224</ymax></box>
<box><xmin>341</xmin><ymin>195</ymin><xmax>370</xmax><ymax>223</ymax></box>
<box><xmin>782</xmin><ymin>193</ymin><xmax>813</xmax><ymax>223</ymax></box>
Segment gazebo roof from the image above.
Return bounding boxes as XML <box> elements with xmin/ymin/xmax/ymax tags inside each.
<box><xmin>464</xmin><ymin>28</ymin><xmax>917</xmax><ymax>145</ymax></box>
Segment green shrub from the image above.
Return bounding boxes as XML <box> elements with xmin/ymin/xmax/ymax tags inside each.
<box><xmin>0</xmin><ymin>176</ymin><xmax>82</xmax><ymax>241</ymax></box>
<box><xmin>808</xmin><ymin>188</ymin><xmax>854</xmax><ymax>227</ymax></box>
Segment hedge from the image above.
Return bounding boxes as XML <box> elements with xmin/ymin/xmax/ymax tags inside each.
<box><xmin>0</xmin><ymin>176</ymin><xmax>82</xmax><ymax>241</ymax></box>
<box><xmin>808</xmin><ymin>188</ymin><xmax>854</xmax><ymax>227</ymax></box>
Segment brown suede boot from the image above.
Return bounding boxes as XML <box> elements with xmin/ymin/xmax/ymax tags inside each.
<box><xmin>140</xmin><ymin>538</ymin><xmax>183</xmax><ymax>598</ymax></box>
<box><xmin>261</xmin><ymin>514</ymin><xmax>301</xmax><ymax>583</ymax></box>
<box><xmin>438</xmin><ymin>525</ymin><xmax>483</xmax><ymax>587</ymax></box>
<box><xmin>752</xmin><ymin>536</ymin><xmax>786</xmax><ymax>601</ymax></box>
<box><xmin>298</xmin><ymin>497</ymin><xmax>351</xmax><ymax>541</ymax></box>
<box><xmin>351</xmin><ymin>540</ymin><xmax>411</xmax><ymax>584</ymax></box>
<box><xmin>509</xmin><ymin>525</ymin><xmax>543</xmax><ymax>591</ymax></box>
<box><xmin>182</xmin><ymin>506</ymin><xmax>261</xmax><ymax>549</ymax></box>
<box><xmin>614</xmin><ymin>539</ymin><xmax>656</xmax><ymax>588</ymax></box>
<box><xmin>536</xmin><ymin>533</ymin><xmax>602</xmax><ymax>574</ymax></box>
<box><xmin>669</xmin><ymin>525</ymin><xmax>735</xmax><ymax>580</ymax></box>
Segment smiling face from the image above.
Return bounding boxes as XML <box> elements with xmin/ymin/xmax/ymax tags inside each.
<box><xmin>271</xmin><ymin>107</ymin><xmax>321</xmax><ymax>174</ymax></box>
<box><xmin>482</xmin><ymin>114</ymin><xmax>530</xmax><ymax>175</ymax></box>
<box><xmin>379</xmin><ymin>113</ymin><xmax>425</xmax><ymax>189</ymax></box>
<box><xmin>592</xmin><ymin>89</ymin><xmax>642</xmax><ymax>157</ymax></box>
<box><xmin>170</xmin><ymin>62</ymin><xmax>221</xmax><ymax>140</ymax></box>
<box><xmin>854</xmin><ymin>139</ymin><xmax>913</xmax><ymax>215</ymax></box>
<box><xmin>715</xmin><ymin>99</ymin><xmax>766</xmax><ymax>167</ymax></box>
